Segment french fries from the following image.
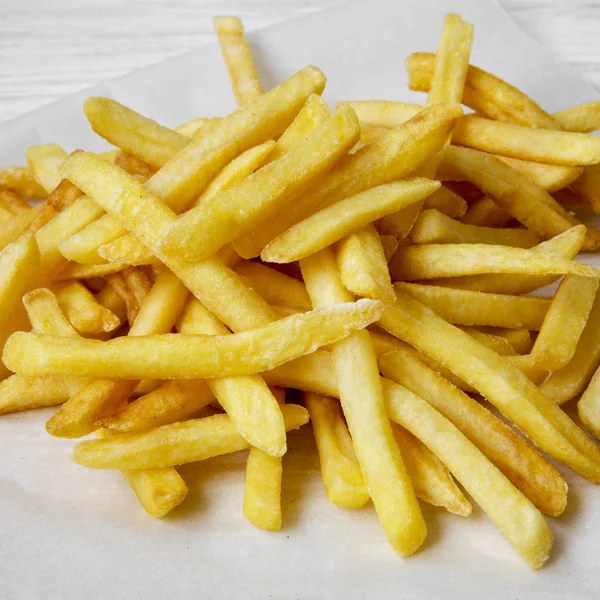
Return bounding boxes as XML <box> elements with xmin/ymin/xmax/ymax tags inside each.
<box><xmin>5</xmin><ymin>10</ymin><xmax>600</xmax><ymax>570</ymax></box>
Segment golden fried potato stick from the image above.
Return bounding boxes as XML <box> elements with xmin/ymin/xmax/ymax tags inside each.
<box><xmin>461</xmin><ymin>196</ymin><xmax>511</xmax><ymax>228</ymax></box>
<box><xmin>177</xmin><ymin>298</ymin><xmax>286</xmax><ymax>457</ymax></box>
<box><xmin>380</xmin><ymin>290</ymin><xmax>600</xmax><ymax>483</ymax></box>
<box><xmin>157</xmin><ymin>106</ymin><xmax>360</xmax><ymax>261</ymax></box>
<box><xmin>45</xmin><ymin>269</ymin><xmax>189</xmax><ymax>438</ymax></box>
<box><xmin>100</xmin><ymin>380</ymin><xmax>214</xmax><ymax>434</ymax></box>
<box><xmin>531</xmin><ymin>276</ymin><xmax>599</xmax><ymax>370</ymax></box>
<box><xmin>235</xmin><ymin>261</ymin><xmax>312</xmax><ymax>311</ymax></box>
<box><xmin>422</xmin><ymin>185</ymin><xmax>467</xmax><ymax>218</ymax></box>
<box><xmin>84</xmin><ymin>98</ymin><xmax>190</xmax><ymax>169</ymax></box>
<box><xmin>389</xmin><ymin>241</ymin><xmax>597</xmax><ymax>282</ymax></box>
<box><xmin>0</xmin><ymin>166</ymin><xmax>46</xmax><ymax>199</ymax></box>
<box><xmin>480</xmin><ymin>327</ymin><xmax>532</xmax><ymax>355</ymax></box>
<box><xmin>394</xmin><ymin>282</ymin><xmax>550</xmax><ymax>330</ymax></box>
<box><xmin>26</xmin><ymin>144</ymin><xmax>68</xmax><ymax>193</ymax></box>
<box><xmin>52</xmin><ymin>280</ymin><xmax>121</xmax><ymax>334</ymax></box>
<box><xmin>427</xmin><ymin>225</ymin><xmax>587</xmax><ymax>294</ymax></box>
<box><xmin>442</xmin><ymin>146</ymin><xmax>600</xmax><ymax>249</ymax></box>
<box><xmin>95</xmin><ymin>284</ymin><xmax>127</xmax><ymax>323</ymax></box>
<box><xmin>174</xmin><ymin>116</ymin><xmax>210</xmax><ymax>137</ymax></box>
<box><xmin>553</xmin><ymin>101</ymin><xmax>600</xmax><ymax>133</ymax></box>
<box><xmin>0</xmin><ymin>234</ymin><xmax>40</xmax><ymax>379</ymax></box>
<box><xmin>0</xmin><ymin>204</ymin><xmax>16</xmax><ymax>222</ymax></box>
<box><xmin>0</xmin><ymin>376</ymin><xmax>70</xmax><ymax>416</ymax></box>
<box><xmin>336</xmin><ymin>224</ymin><xmax>396</xmax><ymax>304</ymax></box>
<box><xmin>58</xmin><ymin>262</ymin><xmax>129</xmax><ymax>281</ymax></box>
<box><xmin>392</xmin><ymin>424</ymin><xmax>471</xmax><ymax>517</ymax></box>
<box><xmin>459</xmin><ymin>327</ymin><xmax>517</xmax><ymax>356</ymax></box>
<box><xmin>541</xmin><ymin>292</ymin><xmax>600</xmax><ymax>405</ymax></box>
<box><xmin>73</xmin><ymin>404</ymin><xmax>310</xmax><ymax>470</ymax></box>
<box><xmin>381</xmin><ymin>378</ymin><xmax>552</xmax><ymax>570</ymax></box>
<box><xmin>233</xmin><ymin>103</ymin><xmax>463</xmax><ymax>258</ymax></box>
<box><xmin>0</xmin><ymin>188</ymin><xmax>32</xmax><ymax>215</ymax></box>
<box><xmin>301</xmin><ymin>248</ymin><xmax>426</xmax><ymax>556</ymax></box>
<box><xmin>114</xmin><ymin>151</ymin><xmax>156</xmax><ymax>179</ymax></box>
<box><xmin>579</xmin><ymin>370</ymin><xmax>600</xmax><ymax>439</ymax></box>
<box><xmin>0</xmin><ymin>206</ymin><xmax>41</xmax><ymax>252</ymax></box>
<box><xmin>214</xmin><ymin>16</ymin><xmax>264</xmax><ymax>106</ymax></box>
<box><xmin>304</xmin><ymin>392</ymin><xmax>370</xmax><ymax>509</ymax></box>
<box><xmin>4</xmin><ymin>299</ymin><xmax>382</xmax><ymax>380</ymax></box>
<box><xmin>261</xmin><ymin>179</ymin><xmax>440</xmax><ymax>264</ymax></box>
<box><xmin>494</xmin><ymin>156</ymin><xmax>582</xmax><ymax>192</ymax></box>
<box><xmin>411</xmin><ymin>209</ymin><xmax>539</xmax><ymax>248</ymax></box>
<box><xmin>406</xmin><ymin>52</ymin><xmax>557</xmax><ymax>129</ymax></box>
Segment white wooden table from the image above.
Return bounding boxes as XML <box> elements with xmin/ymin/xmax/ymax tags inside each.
<box><xmin>1</xmin><ymin>0</ymin><xmax>599</xmax><ymax>124</ymax></box>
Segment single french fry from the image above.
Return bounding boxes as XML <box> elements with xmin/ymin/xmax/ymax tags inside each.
<box><xmin>262</xmin><ymin>179</ymin><xmax>440</xmax><ymax>264</ymax></box>
<box><xmin>426</xmin><ymin>225</ymin><xmax>587</xmax><ymax>294</ymax></box>
<box><xmin>461</xmin><ymin>196</ymin><xmax>512</xmax><ymax>228</ymax></box>
<box><xmin>336</xmin><ymin>223</ymin><xmax>396</xmax><ymax>304</ymax></box>
<box><xmin>382</xmin><ymin>378</ymin><xmax>552</xmax><ymax>570</ymax></box>
<box><xmin>0</xmin><ymin>207</ymin><xmax>41</xmax><ymax>252</ymax></box>
<box><xmin>459</xmin><ymin>327</ymin><xmax>517</xmax><ymax>356</ymax></box>
<box><xmin>392</xmin><ymin>424</ymin><xmax>471</xmax><ymax>516</ymax></box>
<box><xmin>0</xmin><ymin>188</ymin><xmax>32</xmax><ymax>215</ymax></box>
<box><xmin>58</xmin><ymin>262</ymin><xmax>129</xmax><ymax>281</ymax></box>
<box><xmin>84</xmin><ymin>98</ymin><xmax>190</xmax><ymax>169</ymax></box>
<box><xmin>174</xmin><ymin>117</ymin><xmax>210</xmax><ymax>137</ymax></box>
<box><xmin>531</xmin><ymin>276</ymin><xmax>599</xmax><ymax>370</ymax></box>
<box><xmin>235</xmin><ymin>261</ymin><xmax>311</xmax><ymax>311</ymax></box>
<box><xmin>301</xmin><ymin>248</ymin><xmax>426</xmax><ymax>556</ymax></box>
<box><xmin>497</xmin><ymin>157</ymin><xmax>582</xmax><ymax>193</ymax></box>
<box><xmin>395</xmin><ymin>282</ymin><xmax>550</xmax><ymax>329</ymax></box>
<box><xmin>411</xmin><ymin>209</ymin><xmax>538</xmax><ymax>247</ymax></box>
<box><xmin>553</xmin><ymin>102</ymin><xmax>600</xmax><ymax>133</ymax></box>
<box><xmin>0</xmin><ymin>375</ymin><xmax>69</xmax><ymax>415</ymax></box>
<box><xmin>406</xmin><ymin>52</ymin><xmax>558</xmax><ymax>129</ymax></box>
<box><xmin>304</xmin><ymin>392</ymin><xmax>370</xmax><ymax>509</ymax></box>
<box><xmin>214</xmin><ymin>16</ymin><xmax>264</xmax><ymax>106</ymax></box>
<box><xmin>4</xmin><ymin>299</ymin><xmax>382</xmax><ymax>380</ymax></box>
<box><xmin>233</xmin><ymin>103</ymin><xmax>463</xmax><ymax>258</ymax></box>
<box><xmin>95</xmin><ymin>284</ymin><xmax>127</xmax><ymax>323</ymax></box>
<box><xmin>45</xmin><ymin>178</ymin><xmax>84</xmax><ymax>213</ymax></box>
<box><xmin>52</xmin><ymin>280</ymin><xmax>120</xmax><ymax>334</ymax></box>
<box><xmin>379</xmin><ymin>235</ymin><xmax>399</xmax><ymax>263</ymax></box>
<box><xmin>0</xmin><ymin>234</ymin><xmax>40</xmax><ymax>379</ymax></box>
<box><xmin>115</xmin><ymin>151</ymin><xmax>156</xmax><ymax>179</ymax></box>
<box><xmin>389</xmin><ymin>242</ymin><xmax>597</xmax><ymax>282</ymax></box>
<box><xmin>423</xmin><ymin>185</ymin><xmax>467</xmax><ymax>218</ymax></box>
<box><xmin>579</xmin><ymin>369</ymin><xmax>600</xmax><ymax>439</ymax></box>
<box><xmin>479</xmin><ymin>327</ymin><xmax>532</xmax><ymax>355</ymax></box>
<box><xmin>177</xmin><ymin>298</ymin><xmax>286</xmax><ymax>457</ymax></box>
<box><xmin>571</xmin><ymin>164</ymin><xmax>600</xmax><ymax>214</ymax></box>
<box><xmin>156</xmin><ymin>106</ymin><xmax>360</xmax><ymax>261</ymax></box>
<box><xmin>379</xmin><ymin>290</ymin><xmax>600</xmax><ymax>483</ymax></box>
<box><xmin>0</xmin><ymin>166</ymin><xmax>46</xmax><ymax>199</ymax></box>
<box><xmin>540</xmin><ymin>292</ymin><xmax>600</xmax><ymax>405</ymax></box>
<box><xmin>26</xmin><ymin>144</ymin><xmax>68</xmax><ymax>193</ymax></box>
<box><xmin>73</xmin><ymin>404</ymin><xmax>310</xmax><ymax>470</ymax></box>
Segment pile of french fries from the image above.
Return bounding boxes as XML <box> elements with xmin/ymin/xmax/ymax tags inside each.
<box><xmin>3</xmin><ymin>13</ymin><xmax>600</xmax><ymax>570</ymax></box>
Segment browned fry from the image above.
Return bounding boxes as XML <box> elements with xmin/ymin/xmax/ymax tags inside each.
<box><xmin>46</xmin><ymin>178</ymin><xmax>84</xmax><ymax>212</ymax></box>
<box><xmin>115</xmin><ymin>151</ymin><xmax>157</xmax><ymax>179</ymax></box>
<box><xmin>0</xmin><ymin>188</ymin><xmax>32</xmax><ymax>215</ymax></box>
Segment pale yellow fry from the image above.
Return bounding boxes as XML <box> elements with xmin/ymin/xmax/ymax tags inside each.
<box><xmin>389</xmin><ymin>242</ymin><xmax>597</xmax><ymax>281</ymax></box>
<box><xmin>336</xmin><ymin>223</ymin><xmax>396</xmax><ymax>304</ymax></box>
<box><xmin>61</xmin><ymin>152</ymin><xmax>277</xmax><ymax>332</ymax></box>
<box><xmin>52</xmin><ymin>280</ymin><xmax>120</xmax><ymax>334</ymax></box>
<box><xmin>26</xmin><ymin>144</ymin><xmax>68</xmax><ymax>193</ymax></box>
<box><xmin>214</xmin><ymin>16</ymin><xmax>263</xmax><ymax>106</ymax></box>
<box><xmin>579</xmin><ymin>368</ymin><xmax>600</xmax><ymax>439</ymax></box>
<box><xmin>233</xmin><ymin>103</ymin><xmax>463</xmax><ymax>258</ymax></box>
<box><xmin>95</xmin><ymin>285</ymin><xmax>127</xmax><ymax>323</ymax></box>
<box><xmin>0</xmin><ymin>207</ymin><xmax>41</xmax><ymax>252</ymax></box>
<box><xmin>428</xmin><ymin>225</ymin><xmax>587</xmax><ymax>294</ymax></box>
<box><xmin>395</xmin><ymin>282</ymin><xmax>550</xmax><ymax>330</ymax></box>
<box><xmin>57</xmin><ymin>262</ymin><xmax>130</xmax><ymax>281</ymax></box>
<box><xmin>423</xmin><ymin>185</ymin><xmax>467</xmax><ymax>218</ymax></box>
<box><xmin>0</xmin><ymin>166</ymin><xmax>46</xmax><ymax>199</ymax></box>
<box><xmin>262</xmin><ymin>179</ymin><xmax>439</xmax><ymax>264</ymax></box>
<box><xmin>4</xmin><ymin>299</ymin><xmax>382</xmax><ymax>379</ymax></box>
<box><xmin>156</xmin><ymin>106</ymin><xmax>360</xmax><ymax>261</ymax></box>
<box><xmin>0</xmin><ymin>189</ymin><xmax>32</xmax><ymax>215</ymax></box>
<box><xmin>442</xmin><ymin>145</ymin><xmax>597</xmax><ymax>248</ymax></box>
<box><xmin>553</xmin><ymin>102</ymin><xmax>600</xmax><ymax>133</ymax></box>
<box><xmin>380</xmin><ymin>290</ymin><xmax>600</xmax><ymax>483</ymax></box>
<box><xmin>461</xmin><ymin>196</ymin><xmax>512</xmax><ymax>228</ymax></box>
<box><xmin>411</xmin><ymin>209</ymin><xmax>538</xmax><ymax>247</ymax></box>
<box><xmin>541</xmin><ymin>291</ymin><xmax>600</xmax><ymax>405</ymax></box>
<box><xmin>498</xmin><ymin>156</ymin><xmax>582</xmax><ymax>193</ymax></box>
<box><xmin>459</xmin><ymin>327</ymin><xmax>517</xmax><ymax>356</ymax></box>
<box><xmin>174</xmin><ymin>116</ymin><xmax>210</xmax><ymax>137</ymax></box>
<box><xmin>427</xmin><ymin>14</ymin><xmax>474</xmax><ymax>105</ymax></box>
<box><xmin>304</xmin><ymin>392</ymin><xmax>370</xmax><ymax>509</ymax></box>
<box><xmin>382</xmin><ymin>379</ymin><xmax>552</xmax><ymax>570</ymax></box>
<box><xmin>243</xmin><ymin>447</ymin><xmax>283</xmax><ymax>531</ymax></box>
<box><xmin>406</xmin><ymin>52</ymin><xmax>558</xmax><ymax>129</ymax></box>
<box><xmin>392</xmin><ymin>424</ymin><xmax>471</xmax><ymax>516</ymax></box>
<box><xmin>97</xmin><ymin>235</ymin><xmax>159</xmax><ymax>266</ymax></box>
<box><xmin>531</xmin><ymin>276</ymin><xmax>598</xmax><ymax>370</ymax></box>
<box><xmin>301</xmin><ymin>248</ymin><xmax>426</xmax><ymax>556</ymax></box>
<box><xmin>0</xmin><ymin>234</ymin><xmax>40</xmax><ymax>379</ymax></box>
<box><xmin>372</xmin><ymin>335</ymin><xmax>566</xmax><ymax>517</ymax></box>
<box><xmin>84</xmin><ymin>98</ymin><xmax>189</xmax><ymax>169</ymax></box>
<box><xmin>73</xmin><ymin>404</ymin><xmax>309</xmax><ymax>469</ymax></box>
<box><xmin>177</xmin><ymin>298</ymin><xmax>286</xmax><ymax>457</ymax></box>
<box><xmin>481</xmin><ymin>327</ymin><xmax>532</xmax><ymax>355</ymax></box>
<box><xmin>0</xmin><ymin>375</ymin><xmax>69</xmax><ymax>415</ymax></box>
<box><xmin>235</xmin><ymin>261</ymin><xmax>311</xmax><ymax>311</ymax></box>
<box><xmin>272</xmin><ymin>94</ymin><xmax>331</xmax><ymax>160</ymax></box>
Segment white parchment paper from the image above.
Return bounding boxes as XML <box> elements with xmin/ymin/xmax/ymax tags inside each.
<box><xmin>1</xmin><ymin>1</ymin><xmax>599</xmax><ymax>597</ymax></box>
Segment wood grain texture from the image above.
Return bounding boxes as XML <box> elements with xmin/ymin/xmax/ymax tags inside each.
<box><xmin>0</xmin><ymin>0</ymin><xmax>599</xmax><ymax>124</ymax></box>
